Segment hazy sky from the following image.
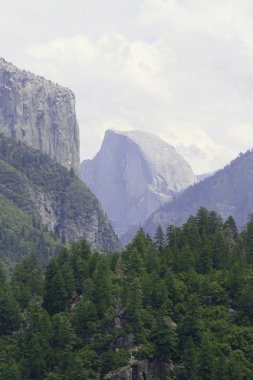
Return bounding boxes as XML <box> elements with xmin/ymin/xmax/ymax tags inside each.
<box><xmin>1</xmin><ymin>0</ymin><xmax>253</xmax><ymax>174</ymax></box>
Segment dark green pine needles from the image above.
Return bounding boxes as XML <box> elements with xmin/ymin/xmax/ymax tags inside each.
<box><xmin>0</xmin><ymin>209</ymin><xmax>253</xmax><ymax>378</ymax></box>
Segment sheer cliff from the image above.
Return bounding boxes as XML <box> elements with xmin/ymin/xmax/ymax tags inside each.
<box><xmin>81</xmin><ymin>130</ymin><xmax>197</xmax><ymax>237</ymax></box>
<box><xmin>0</xmin><ymin>58</ymin><xmax>80</xmax><ymax>175</ymax></box>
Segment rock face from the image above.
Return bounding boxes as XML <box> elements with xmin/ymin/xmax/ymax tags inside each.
<box><xmin>144</xmin><ymin>149</ymin><xmax>253</xmax><ymax>235</ymax></box>
<box><xmin>0</xmin><ymin>134</ymin><xmax>121</xmax><ymax>253</ymax></box>
<box><xmin>103</xmin><ymin>359</ymin><xmax>168</xmax><ymax>380</ymax></box>
<box><xmin>0</xmin><ymin>58</ymin><xmax>80</xmax><ymax>175</ymax></box>
<box><xmin>81</xmin><ymin>129</ymin><xmax>197</xmax><ymax>238</ymax></box>
<box><xmin>103</xmin><ymin>362</ymin><xmax>148</xmax><ymax>380</ymax></box>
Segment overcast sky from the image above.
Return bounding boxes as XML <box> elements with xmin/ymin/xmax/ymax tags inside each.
<box><xmin>1</xmin><ymin>0</ymin><xmax>253</xmax><ymax>174</ymax></box>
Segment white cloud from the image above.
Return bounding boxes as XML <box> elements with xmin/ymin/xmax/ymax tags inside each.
<box><xmin>2</xmin><ymin>0</ymin><xmax>253</xmax><ymax>174</ymax></box>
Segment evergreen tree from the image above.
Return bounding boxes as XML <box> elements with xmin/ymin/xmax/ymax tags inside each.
<box><xmin>0</xmin><ymin>268</ymin><xmax>20</xmax><ymax>336</ymax></box>
<box><xmin>18</xmin><ymin>298</ymin><xmax>51</xmax><ymax>380</ymax></box>
<box><xmin>197</xmin><ymin>334</ymin><xmax>215</xmax><ymax>380</ymax></box>
<box><xmin>11</xmin><ymin>254</ymin><xmax>44</xmax><ymax>308</ymax></box>
<box><xmin>43</xmin><ymin>259</ymin><xmax>68</xmax><ymax>315</ymax></box>
<box><xmin>125</xmin><ymin>277</ymin><xmax>143</xmax><ymax>336</ymax></box>
<box><xmin>50</xmin><ymin>313</ymin><xmax>76</xmax><ymax>372</ymax></box>
<box><xmin>224</xmin><ymin>215</ymin><xmax>238</xmax><ymax>241</ymax></box>
<box><xmin>154</xmin><ymin>225</ymin><xmax>165</xmax><ymax>252</ymax></box>
<box><xmin>212</xmin><ymin>230</ymin><xmax>229</xmax><ymax>269</ymax></box>
<box><xmin>92</xmin><ymin>259</ymin><xmax>113</xmax><ymax>318</ymax></box>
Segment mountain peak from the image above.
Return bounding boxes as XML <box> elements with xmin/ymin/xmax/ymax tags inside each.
<box><xmin>81</xmin><ymin>129</ymin><xmax>196</xmax><ymax>238</ymax></box>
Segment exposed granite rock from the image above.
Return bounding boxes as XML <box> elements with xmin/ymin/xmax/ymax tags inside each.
<box><xmin>81</xmin><ymin>129</ymin><xmax>196</xmax><ymax>239</ymax></box>
<box><xmin>103</xmin><ymin>361</ymin><xmax>149</xmax><ymax>380</ymax></box>
<box><xmin>0</xmin><ymin>57</ymin><xmax>80</xmax><ymax>175</ymax></box>
<box><xmin>0</xmin><ymin>134</ymin><xmax>121</xmax><ymax>252</ymax></box>
<box><xmin>104</xmin><ymin>365</ymin><xmax>133</xmax><ymax>380</ymax></box>
<box><xmin>103</xmin><ymin>359</ymin><xmax>167</xmax><ymax>380</ymax></box>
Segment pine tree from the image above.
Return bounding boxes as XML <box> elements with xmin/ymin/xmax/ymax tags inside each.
<box><xmin>50</xmin><ymin>313</ymin><xmax>76</xmax><ymax>372</ymax></box>
<box><xmin>126</xmin><ymin>277</ymin><xmax>143</xmax><ymax>335</ymax></box>
<box><xmin>0</xmin><ymin>273</ymin><xmax>20</xmax><ymax>336</ymax></box>
<box><xmin>11</xmin><ymin>254</ymin><xmax>44</xmax><ymax>308</ymax></box>
<box><xmin>18</xmin><ymin>298</ymin><xmax>51</xmax><ymax>380</ymax></box>
<box><xmin>224</xmin><ymin>215</ymin><xmax>238</xmax><ymax>241</ymax></box>
<box><xmin>212</xmin><ymin>230</ymin><xmax>229</xmax><ymax>269</ymax></box>
<box><xmin>43</xmin><ymin>259</ymin><xmax>68</xmax><ymax>315</ymax></box>
<box><xmin>92</xmin><ymin>259</ymin><xmax>113</xmax><ymax>318</ymax></box>
<box><xmin>180</xmin><ymin>337</ymin><xmax>198</xmax><ymax>380</ymax></box>
<box><xmin>154</xmin><ymin>225</ymin><xmax>165</xmax><ymax>252</ymax></box>
<box><xmin>197</xmin><ymin>334</ymin><xmax>215</xmax><ymax>380</ymax></box>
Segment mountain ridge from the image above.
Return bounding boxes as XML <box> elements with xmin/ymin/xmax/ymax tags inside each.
<box><xmin>144</xmin><ymin>149</ymin><xmax>253</xmax><ymax>235</ymax></box>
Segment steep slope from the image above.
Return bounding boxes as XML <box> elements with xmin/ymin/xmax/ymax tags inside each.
<box><xmin>0</xmin><ymin>134</ymin><xmax>121</xmax><ymax>253</ymax></box>
<box><xmin>0</xmin><ymin>193</ymin><xmax>59</xmax><ymax>271</ymax></box>
<box><xmin>81</xmin><ymin>129</ymin><xmax>196</xmax><ymax>236</ymax></box>
<box><xmin>144</xmin><ymin>149</ymin><xmax>253</xmax><ymax>235</ymax></box>
<box><xmin>0</xmin><ymin>57</ymin><xmax>79</xmax><ymax>175</ymax></box>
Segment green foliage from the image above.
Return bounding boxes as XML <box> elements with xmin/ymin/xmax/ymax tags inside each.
<box><xmin>102</xmin><ymin>349</ymin><xmax>130</xmax><ymax>373</ymax></box>
<box><xmin>0</xmin><ymin>134</ymin><xmax>120</xmax><ymax>271</ymax></box>
<box><xmin>0</xmin><ymin>194</ymin><xmax>59</xmax><ymax>271</ymax></box>
<box><xmin>11</xmin><ymin>255</ymin><xmax>44</xmax><ymax>308</ymax></box>
<box><xmin>1</xmin><ymin>208</ymin><xmax>253</xmax><ymax>378</ymax></box>
<box><xmin>0</xmin><ymin>265</ymin><xmax>20</xmax><ymax>335</ymax></box>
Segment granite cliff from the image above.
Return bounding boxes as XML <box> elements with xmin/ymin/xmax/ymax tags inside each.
<box><xmin>81</xmin><ymin>130</ymin><xmax>196</xmax><ymax>238</ymax></box>
<box><xmin>0</xmin><ymin>134</ymin><xmax>121</xmax><ymax>255</ymax></box>
<box><xmin>0</xmin><ymin>58</ymin><xmax>80</xmax><ymax>175</ymax></box>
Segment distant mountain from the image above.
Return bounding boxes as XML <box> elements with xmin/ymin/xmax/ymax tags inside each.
<box><xmin>81</xmin><ymin>130</ymin><xmax>197</xmax><ymax>237</ymax></box>
<box><xmin>144</xmin><ymin>150</ymin><xmax>253</xmax><ymax>235</ymax></box>
<box><xmin>0</xmin><ymin>134</ymin><xmax>121</xmax><ymax>262</ymax></box>
<box><xmin>0</xmin><ymin>57</ymin><xmax>80</xmax><ymax>175</ymax></box>
<box><xmin>197</xmin><ymin>171</ymin><xmax>216</xmax><ymax>182</ymax></box>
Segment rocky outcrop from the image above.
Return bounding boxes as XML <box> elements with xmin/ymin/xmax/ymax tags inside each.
<box><xmin>103</xmin><ymin>359</ymin><xmax>169</xmax><ymax>380</ymax></box>
<box><xmin>104</xmin><ymin>365</ymin><xmax>133</xmax><ymax>380</ymax></box>
<box><xmin>0</xmin><ymin>58</ymin><xmax>80</xmax><ymax>175</ymax></box>
<box><xmin>144</xmin><ymin>149</ymin><xmax>253</xmax><ymax>235</ymax></box>
<box><xmin>81</xmin><ymin>130</ymin><xmax>196</xmax><ymax>238</ymax></box>
<box><xmin>0</xmin><ymin>134</ymin><xmax>121</xmax><ymax>252</ymax></box>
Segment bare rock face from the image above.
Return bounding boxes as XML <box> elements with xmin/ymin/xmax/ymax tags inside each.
<box><xmin>103</xmin><ymin>359</ymin><xmax>168</xmax><ymax>380</ymax></box>
<box><xmin>0</xmin><ymin>58</ymin><xmax>80</xmax><ymax>175</ymax></box>
<box><xmin>81</xmin><ymin>130</ymin><xmax>197</xmax><ymax>238</ymax></box>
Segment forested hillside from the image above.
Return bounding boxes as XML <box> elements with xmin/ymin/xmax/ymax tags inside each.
<box><xmin>0</xmin><ymin>134</ymin><xmax>121</xmax><ymax>258</ymax></box>
<box><xmin>144</xmin><ymin>149</ymin><xmax>253</xmax><ymax>237</ymax></box>
<box><xmin>1</xmin><ymin>208</ymin><xmax>253</xmax><ymax>379</ymax></box>
<box><xmin>0</xmin><ymin>193</ymin><xmax>60</xmax><ymax>271</ymax></box>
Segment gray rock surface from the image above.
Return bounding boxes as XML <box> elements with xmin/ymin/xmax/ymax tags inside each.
<box><xmin>81</xmin><ymin>129</ymin><xmax>196</xmax><ymax>237</ymax></box>
<box><xmin>0</xmin><ymin>130</ymin><xmax>121</xmax><ymax>253</ymax></box>
<box><xmin>0</xmin><ymin>58</ymin><xmax>80</xmax><ymax>175</ymax></box>
<box><xmin>103</xmin><ymin>359</ymin><xmax>168</xmax><ymax>380</ymax></box>
<box><xmin>144</xmin><ymin>149</ymin><xmax>253</xmax><ymax>235</ymax></box>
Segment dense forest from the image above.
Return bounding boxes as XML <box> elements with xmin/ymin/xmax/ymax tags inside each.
<box><xmin>1</xmin><ymin>208</ymin><xmax>253</xmax><ymax>379</ymax></box>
